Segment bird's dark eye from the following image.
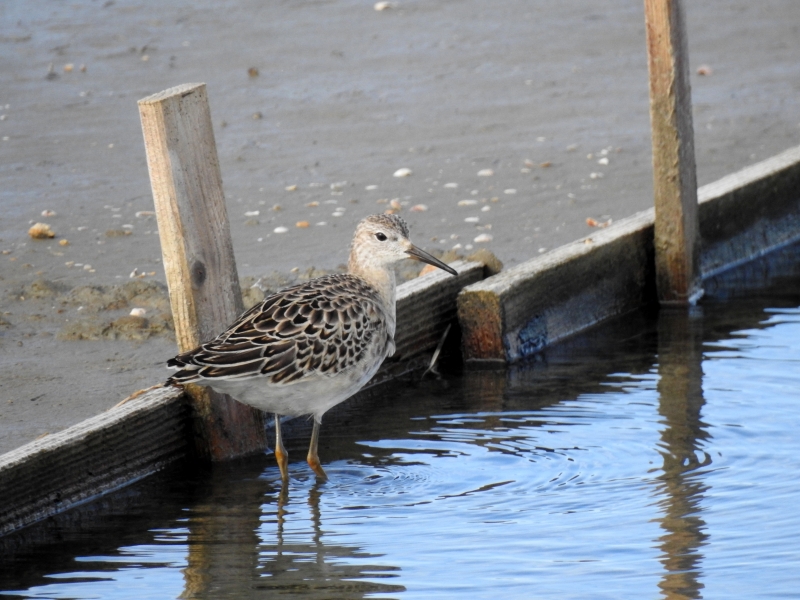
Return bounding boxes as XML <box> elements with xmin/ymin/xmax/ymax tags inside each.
<box><xmin>375</xmin><ymin>232</ymin><xmax>387</xmax><ymax>241</ymax></box>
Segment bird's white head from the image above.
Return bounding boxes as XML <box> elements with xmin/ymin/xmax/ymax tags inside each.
<box><xmin>348</xmin><ymin>214</ymin><xmax>458</xmax><ymax>279</ymax></box>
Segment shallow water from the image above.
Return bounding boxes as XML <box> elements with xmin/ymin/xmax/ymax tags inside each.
<box><xmin>2</xmin><ymin>245</ymin><xmax>800</xmax><ymax>599</ymax></box>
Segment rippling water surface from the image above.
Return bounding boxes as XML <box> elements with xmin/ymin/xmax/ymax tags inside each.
<box><xmin>2</xmin><ymin>247</ymin><xmax>800</xmax><ymax>599</ymax></box>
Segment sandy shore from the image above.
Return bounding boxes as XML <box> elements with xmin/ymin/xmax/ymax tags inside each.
<box><xmin>1</xmin><ymin>0</ymin><xmax>799</xmax><ymax>453</ymax></box>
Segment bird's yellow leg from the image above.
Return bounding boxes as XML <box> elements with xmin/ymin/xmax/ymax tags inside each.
<box><xmin>307</xmin><ymin>420</ymin><xmax>328</xmax><ymax>480</ymax></box>
<box><xmin>274</xmin><ymin>413</ymin><xmax>289</xmax><ymax>482</ymax></box>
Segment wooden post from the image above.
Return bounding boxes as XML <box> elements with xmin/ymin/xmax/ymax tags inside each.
<box><xmin>138</xmin><ymin>83</ymin><xmax>266</xmax><ymax>461</ymax></box>
<box><xmin>644</xmin><ymin>0</ymin><xmax>702</xmax><ymax>304</ymax></box>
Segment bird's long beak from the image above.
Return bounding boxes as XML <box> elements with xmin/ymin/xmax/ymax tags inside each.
<box><xmin>406</xmin><ymin>244</ymin><xmax>458</xmax><ymax>276</ymax></box>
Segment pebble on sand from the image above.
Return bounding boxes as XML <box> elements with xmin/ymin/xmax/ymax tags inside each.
<box><xmin>28</xmin><ymin>223</ymin><xmax>55</xmax><ymax>239</ymax></box>
<box><xmin>393</xmin><ymin>168</ymin><xmax>412</xmax><ymax>178</ymax></box>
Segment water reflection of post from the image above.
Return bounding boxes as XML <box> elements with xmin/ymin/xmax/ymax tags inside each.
<box><xmin>180</xmin><ymin>466</ymin><xmax>268</xmax><ymax>599</ymax></box>
<box><xmin>654</xmin><ymin>308</ymin><xmax>711</xmax><ymax>600</ymax></box>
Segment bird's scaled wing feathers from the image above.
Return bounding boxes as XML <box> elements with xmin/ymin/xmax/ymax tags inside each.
<box><xmin>167</xmin><ymin>274</ymin><xmax>390</xmax><ymax>386</ymax></box>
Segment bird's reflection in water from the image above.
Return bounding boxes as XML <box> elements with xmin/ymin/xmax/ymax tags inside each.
<box><xmin>179</xmin><ymin>465</ymin><xmax>404</xmax><ymax>600</ymax></box>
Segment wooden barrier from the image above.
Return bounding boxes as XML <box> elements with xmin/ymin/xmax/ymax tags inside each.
<box><xmin>0</xmin><ymin>386</ymin><xmax>187</xmax><ymax>537</ymax></box>
<box><xmin>458</xmin><ymin>146</ymin><xmax>800</xmax><ymax>363</ymax></box>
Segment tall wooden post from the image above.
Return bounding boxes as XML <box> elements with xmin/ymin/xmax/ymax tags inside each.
<box><xmin>138</xmin><ymin>83</ymin><xmax>266</xmax><ymax>461</ymax></box>
<box><xmin>644</xmin><ymin>0</ymin><xmax>702</xmax><ymax>304</ymax></box>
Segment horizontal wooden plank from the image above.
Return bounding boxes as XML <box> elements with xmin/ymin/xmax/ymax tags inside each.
<box><xmin>698</xmin><ymin>145</ymin><xmax>800</xmax><ymax>277</ymax></box>
<box><xmin>459</xmin><ymin>145</ymin><xmax>800</xmax><ymax>362</ymax></box>
<box><xmin>458</xmin><ymin>211</ymin><xmax>655</xmax><ymax>362</ymax></box>
<box><xmin>0</xmin><ymin>385</ymin><xmax>188</xmax><ymax>537</ymax></box>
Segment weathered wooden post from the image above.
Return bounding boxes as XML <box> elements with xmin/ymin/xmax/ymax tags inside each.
<box><xmin>644</xmin><ymin>0</ymin><xmax>702</xmax><ymax>304</ymax></box>
<box><xmin>138</xmin><ymin>83</ymin><xmax>266</xmax><ymax>461</ymax></box>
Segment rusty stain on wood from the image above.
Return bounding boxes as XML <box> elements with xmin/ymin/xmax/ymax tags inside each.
<box><xmin>457</xmin><ymin>290</ymin><xmax>505</xmax><ymax>361</ymax></box>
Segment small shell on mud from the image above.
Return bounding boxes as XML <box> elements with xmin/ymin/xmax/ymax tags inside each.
<box><xmin>274</xmin><ymin>226</ymin><xmax>288</xmax><ymax>234</ymax></box>
<box><xmin>28</xmin><ymin>223</ymin><xmax>55</xmax><ymax>239</ymax></box>
<box><xmin>393</xmin><ymin>167</ymin><xmax>412</xmax><ymax>178</ymax></box>
<box><xmin>464</xmin><ymin>217</ymin><xmax>480</xmax><ymax>223</ymax></box>
<box><xmin>296</xmin><ymin>221</ymin><xmax>310</xmax><ymax>228</ymax></box>
<box><xmin>586</xmin><ymin>217</ymin><xmax>612</xmax><ymax>228</ymax></box>
<box><xmin>697</xmin><ymin>65</ymin><xmax>713</xmax><ymax>76</ymax></box>
<box><xmin>244</xmin><ymin>210</ymin><xmax>260</xmax><ymax>217</ymax></box>
<box><xmin>474</xmin><ymin>233</ymin><xmax>493</xmax><ymax>243</ymax></box>
<box><xmin>410</xmin><ymin>204</ymin><xmax>428</xmax><ymax>212</ymax></box>
<box><xmin>458</xmin><ymin>199</ymin><xmax>478</xmax><ymax>206</ymax></box>
<box><xmin>503</xmin><ymin>189</ymin><xmax>517</xmax><ymax>195</ymax></box>
<box><xmin>59</xmin><ymin>239</ymin><xmax>69</xmax><ymax>246</ymax></box>
<box><xmin>41</xmin><ymin>209</ymin><xmax>57</xmax><ymax>217</ymax></box>
<box><xmin>135</xmin><ymin>210</ymin><xmax>156</xmax><ymax>218</ymax></box>
<box><xmin>285</xmin><ymin>184</ymin><xmax>298</xmax><ymax>191</ymax></box>
<box><xmin>130</xmin><ymin>307</ymin><xmax>147</xmax><ymax>317</ymax></box>
<box><xmin>389</xmin><ymin>199</ymin><xmax>402</xmax><ymax>210</ymax></box>
<box><xmin>374</xmin><ymin>1</ymin><xmax>394</xmax><ymax>10</ymax></box>
<box><xmin>477</xmin><ymin>169</ymin><xmax>494</xmax><ymax>177</ymax></box>
<box><xmin>365</xmin><ymin>184</ymin><xmax>379</xmax><ymax>190</ymax></box>
<box><xmin>444</xmin><ymin>182</ymin><xmax>458</xmax><ymax>188</ymax></box>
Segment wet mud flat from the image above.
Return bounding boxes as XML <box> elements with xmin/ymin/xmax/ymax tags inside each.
<box><xmin>1</xmin><ymin>1</ymin><xmax>799</xmax><ymax>460</ymax></box>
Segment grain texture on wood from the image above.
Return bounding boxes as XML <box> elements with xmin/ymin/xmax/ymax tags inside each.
<box><xmin>0</xmin><ymin>386</ymin><xmax>188</xmax><ymax>537</ymax></box>
<box><xmin>138</xmin><ymin>83</ymin><xmax>266</xmax><ymax>460</ymax></box>
<box><xmin>644</xmin><ymin>0</ymin><xmax>701</xmax><ymax>304</ymax></box>
<box><xmin>458</xmin><ymin>211</ymin><xmax>656</xmax><ymax>362</ymax></box>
